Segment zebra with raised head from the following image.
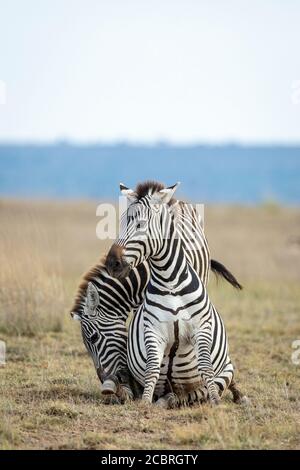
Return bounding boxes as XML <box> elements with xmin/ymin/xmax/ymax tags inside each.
<box><xmin>71</xmin><ymin>181</ymin><xmax>243</xmax><ymax>405</ymax></box>
<box><xmin>116</xmin><ymin>182</ymin><xmax>242</xmax><ymax>291</ymax></box>
<box><xmin>106</xmin><ymin>182</ymin><xmax>246</xmax><ymax>406</ymax></box>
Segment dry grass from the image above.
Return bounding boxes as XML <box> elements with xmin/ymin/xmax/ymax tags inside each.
<box><xmin>0</xmin><ymin>205</ymin><xmax>64</xmax><ymax>335</ymax></box>
<box><xmin>0</xmin><ymin>199</ymin><xmax>300</xmax><ymax>449</ymax></box>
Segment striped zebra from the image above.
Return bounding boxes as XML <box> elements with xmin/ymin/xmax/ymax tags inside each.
<box><xmin>71</xmin><ymin>260</ymin><xmax>150</xmax><ymax>402</ymax></box>
<box><xmin>105</xmin><ymin>182</ymin><xmax>246</xmax><ymax>405</ymax></box>
<box><xmin>71</xmin><ymin>181</ymin><xmax>243</xmax><ymax>405</ymax></box>
<box><xmin>107</xmin><ymin>181</ymin><xmax>241</xmax><ymax>291</ymax></box>
<box><xmin>71</xmin><ymin>261</ymin><xmax>209</xmax><ymax>406</ymax></box>
<box><xmin>71</xmin><ymin>258</ymin><xmax>244</xmax><ymax>406</ymax></box>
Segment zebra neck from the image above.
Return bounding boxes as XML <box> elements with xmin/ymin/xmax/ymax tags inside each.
<box><xmin>150</xmin><ymin>237</ymin><xmax>191</xmax><ymax>291</ymax></box>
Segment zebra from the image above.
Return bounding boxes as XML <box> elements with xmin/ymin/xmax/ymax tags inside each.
<box><xmin>71</xmin><ymin>259</ymin><xmax>244</xmax><ymax>407</ymax></box>
<box><xmin>71</xmin><ymin>259</ymin><xmax>150</xmax><ymax>402</ymax></box>
<box><xmin>107</xmin><ymin>181</ymin><xmax>241</xmax><ymax>291</ymax></box>
<box><xmin>105</xmin><ymin>181</ymin><xmax>246</xmax><ymax>406</ymax></box>
<box><xmin>71</xmin><ymin>260</ymin><xmax>211</xmax><ymax>405</ymax></box>
<box><xmin>71</xmin><ymin>181</ymin><xmax>243</xmax><ymax>405</ymax></box>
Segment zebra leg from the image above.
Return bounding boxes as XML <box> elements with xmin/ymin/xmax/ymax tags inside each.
<box><xmin>185</xmin><ymin>388</ymin><xmax>208</xmax><ymax>406</ymax></box>
<box><xmin>115</xmin><ymin>367</ymin><xmax>137</xmax><ymax>402</ymax></box>
<box><xmin>214</xmin><ymin>357</ymin><xmax>234</xmax><ymax>398</ymax></box>
<box><xmin>193</xmin><ymin>330</ymin><xmax>220</xmax><ymax>405</ymax></box>
<box><xmin>156</xmin><ymin>387</ymin><xmax>209</xmax><ymax>409</ymax></box>
<box><xmin>228</xmin><ymin>379</ymin><xmax>249</xmax><ymax>405</ymax></box>
<box><xmin>155</xmin><ymin>393</ymin><xmax>178</xmax><ymax>409</ymax></box>
<box><xmin>116</xmin><ymin>383</ymin><xmax>134</xmax><ymax>403</ymax></box>
<box><xmin>214</xmin><ymin>358</ymin><xmax>249</xmax><ymax>405</ymax></box>
<box><xmin>142</xmin><ymin>331</ymin><xmax>165</xmax><ymax>404</ymax></box>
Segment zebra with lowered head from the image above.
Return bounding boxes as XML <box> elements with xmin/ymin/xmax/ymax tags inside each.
<box><xmin>71</xmin><ymin>259</ymin><xmax>149</xmax><ymax>402</ymax></box>
<box><xmin>106</xmin><ymin>182</ymin><xmax>246</xmax><ymax>405</ymax></box>
<box><xmin>71</xmin><ymin>257</ymin><xmax>244</xmax><ymax>407</ymax></box>
<box><xmin>71</xmin><ymin>181</ymin><xmax>243</xmax><ymax>406</ymax></box>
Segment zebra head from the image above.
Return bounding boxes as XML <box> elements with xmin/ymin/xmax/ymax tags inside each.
<box><xmin>106</xmin><ymin>181</ymin><xmax>180</xmax><ymax>279</ymax></box>
<box><xmin>71</xmin><ymin>282</ymin><xmax>128</xmax><ymax>383</ymax></box>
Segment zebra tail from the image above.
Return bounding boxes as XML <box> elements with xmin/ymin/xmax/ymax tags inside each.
<box><xmin>210</xmin><ymin>259</ymin><xmax>243</xmax><ymax>290</ymax></box>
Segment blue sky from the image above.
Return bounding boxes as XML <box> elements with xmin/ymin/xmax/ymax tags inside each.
<box><xmin>0</xmin><ymin>0</ymin><xmax>300</xmax><ymax>143</ymax></box>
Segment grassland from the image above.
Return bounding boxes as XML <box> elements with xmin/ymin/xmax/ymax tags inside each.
<box><xmin>0</xmin><ymin>199</ymin><xmax>300</xmax><ymax>449</ymax></box>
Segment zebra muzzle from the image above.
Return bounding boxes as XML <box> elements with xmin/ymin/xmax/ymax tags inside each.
<box><xmin>105</xmin><ymin>244</ymin><xmax>131</xmax><ymax>279</ymax></box>
<box><xmin>97</xmin><ymin>367</ymin><xmax>118</xmax><ymax>394</ymax></box>
<box><xmin>101</xmin><ymin>378</ymin><xmax>118</xmax><ymax>395</ymax></box>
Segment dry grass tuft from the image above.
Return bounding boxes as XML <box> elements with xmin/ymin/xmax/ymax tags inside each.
<box><xmin>0</xmin><ymin>214</ymin><xmax>64</xmax><ymax>335</ymax></box>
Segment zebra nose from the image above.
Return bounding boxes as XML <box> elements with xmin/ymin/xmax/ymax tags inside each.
<box><xmin>106</xmin><ymin>245</ymin><xmax>125</xmax><ymax>272</ymax></box>
<box><xmin>105</xmin><ymin>244</ymin><xmax>131</xmax><ymax>279</ymax></box>
<box><xmin>113</xmin><ymin>259</ymin><xmax>122</xmax><ymax>269</ymax></box>
<box><xmin>107</xmin><ymin>257</ymin><xmax>123</xmax><ymax>275</ymax></box>
<box><xmin>101</xmin><ymin>378</ymin><xmax>118</xmax><ymax>395</ymax></box>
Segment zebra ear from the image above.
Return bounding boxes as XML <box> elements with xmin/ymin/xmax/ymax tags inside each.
<box><xmin>86</xmin><ymin>282</ymin><xmax>99</xmax><ymax>309</ymax></box>
<box><xmin>152</xmin><ymin>182</ymin><xmax>181</xmax><ymax>204</ymax></box>
<box><xmin>120</xmin><ymin>183</ymin><xmax>137</xmax><ymax>203</ymax></box>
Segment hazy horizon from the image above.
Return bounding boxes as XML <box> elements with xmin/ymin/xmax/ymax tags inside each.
<box><xmin>1</xmin><ymin>139</ymin><xmax>300</xmax><ymax>147</ymax></box>
<box><xmin>1</xmin><ymin>142</ymin><xmax>299</xmax><ymax>204</ymax></box>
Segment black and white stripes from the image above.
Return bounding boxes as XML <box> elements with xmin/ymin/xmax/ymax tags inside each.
<box><xmin>71</xmin><ymin>181</ymin><xmax>246</xmax><ymax>407</ymax></box>
<box><xmin>108</xmin><ymin>183</ymin><xmax>234</xmax><ymax>404</ymax></box>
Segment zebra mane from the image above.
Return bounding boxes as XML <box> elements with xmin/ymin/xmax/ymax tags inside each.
<box><xmin>70</xmin><ymin>256</ymin><xmax>107</xmax><ymax>316</ymax></box>
<box><xmin>135</xmin><ymin>180</ymin><xmax>177</xmax><ymax>205</ymax></box>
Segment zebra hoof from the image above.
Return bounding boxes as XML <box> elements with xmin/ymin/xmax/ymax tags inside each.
<box><xmin>101</xmin><ymin>379</ymin><xmax>117</xmax><ymax>395</ymax></box>
<box><xmin>155</xmin><ymin>397</ymin><xmax>169</xmax><ymax>409</ymax></box>
<box><xmin>119</xmin><ymin>387</ymin><xmax>134</xmax><ymax>403</ymax></box>
<box><xmin>155</xmin><ymin>393</ymin><xmax>177</xmax><ymax>409</ymax></box>
<box><xmin>210</xmin><ymin>396</ymin><xmax>221</xmax><ymax>406</ymax></box>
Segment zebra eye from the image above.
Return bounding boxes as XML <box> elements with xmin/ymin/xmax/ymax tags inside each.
<box><xmin>90</xmin><ymin>332</ymin><xmax>99</xmax><ymax>344</ymax></box>
<box><xmin>136</xmin><ymin>220</ymin><xmax>146</xmax><ymax>230</ymax></box>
